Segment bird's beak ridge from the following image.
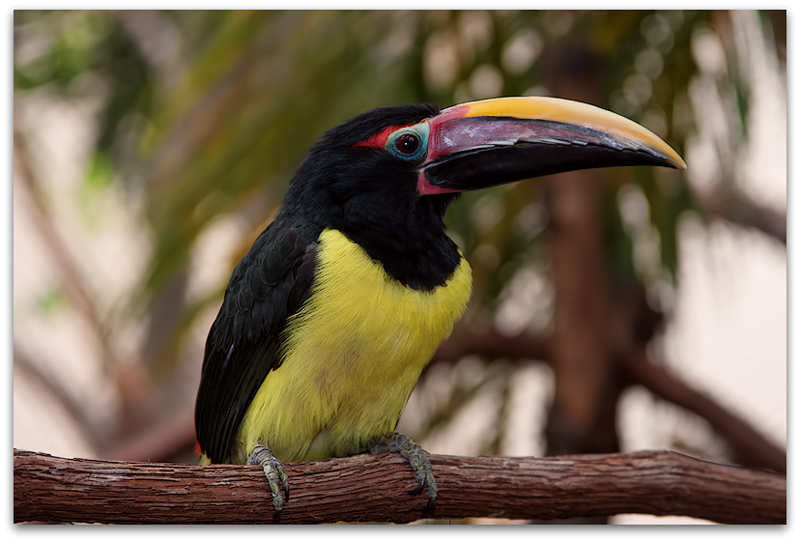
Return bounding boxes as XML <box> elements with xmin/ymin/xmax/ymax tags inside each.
<box><xmin>418</xmin><ymin>96</ymin><xmax>686</xmax><ymax>196</ymax></box>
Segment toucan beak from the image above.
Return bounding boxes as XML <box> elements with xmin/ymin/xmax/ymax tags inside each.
<box><xmin>418</xmin><ymin>96</ymin><xmax>686</xmax><ymax>196</ymax></box>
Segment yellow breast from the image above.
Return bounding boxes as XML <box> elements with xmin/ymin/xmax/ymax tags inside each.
<box><xmin>236</xmin><ymin>228</ymin><xmax>472</xmax><ymax>463</ymax></box>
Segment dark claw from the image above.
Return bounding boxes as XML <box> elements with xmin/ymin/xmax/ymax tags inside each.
<box><xmin>408</xmin><ymin>479</ymin><xmax>425</xmax><ymax>495</ymax></box>
<box><xmin>369</xmin><ymin>432</ymin><xmax>438</xmax><ymax>509</ymax></box>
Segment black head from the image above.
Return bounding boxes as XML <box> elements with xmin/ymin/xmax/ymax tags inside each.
<box><xmin>281</xmin><ymin>103</ymin><xmax>454</xmax><ymax>226</ymax></box>
<box><xmin>279</xmin><ymin>103</ymin><xmax>462</xmax><ymax>290</ymax></box>
<box><xmin>275</xmin><ymin>97</ymin><xmax>685</xmax><ymax>289</ymax></box>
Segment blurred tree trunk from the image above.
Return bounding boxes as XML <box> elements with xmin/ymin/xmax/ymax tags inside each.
<box><xmin>541</xmin><ymin>42</ymin><xmax>622</xmax><ymax>524</ymax></box>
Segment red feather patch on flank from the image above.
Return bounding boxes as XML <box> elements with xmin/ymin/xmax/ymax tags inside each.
<box><xmin>194</xmin><ymin>441</ymin><xmax>202</xmax><ymax>456</ymax></box>
<box><xmin>353</xmin><ymin>125</ymin><xmax>408</xmax><ymax>149</ymax></box>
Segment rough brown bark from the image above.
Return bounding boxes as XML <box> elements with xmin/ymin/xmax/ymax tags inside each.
<box><xmin>14</xmin><ymin>448</ymin><xmax>784</xmax><ymax>525</ymax></box>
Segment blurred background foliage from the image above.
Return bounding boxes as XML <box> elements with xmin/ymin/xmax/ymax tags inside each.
<box><xmin>13</xmin><ymin>9</ymin><xmax>786</xmax><ymax>523</ymax></box>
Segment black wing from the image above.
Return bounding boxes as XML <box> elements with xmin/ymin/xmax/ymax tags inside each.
<box><xmin>195</xmin><ymin>222</ymin><xmax>318</xmax><ymax>463</ymax></box>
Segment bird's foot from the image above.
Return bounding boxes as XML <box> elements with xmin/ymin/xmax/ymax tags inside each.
<box><xmin>247</xmin><ymin>444</ymin><xmax>289</xmax><ymax>514</ymax></box>
<box><xmin>369</xmin><ymin>432</ymin><xmax>438</xmax><ymax>510</ymax></box>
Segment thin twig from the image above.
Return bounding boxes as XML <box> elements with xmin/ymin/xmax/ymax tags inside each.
<box><xmin>13</xmin><ymin>124</ymin><xmax>116</xmax><ymax>370</ymax></box>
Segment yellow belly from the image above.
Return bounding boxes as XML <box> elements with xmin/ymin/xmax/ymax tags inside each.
<box><xmin>236</xmin><ymin>228</ymin><xmax>472</xmax><ymax>463</ymax></box>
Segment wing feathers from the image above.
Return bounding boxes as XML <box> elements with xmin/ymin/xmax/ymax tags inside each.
<box><xmin>195</xmin><ymin>223</ymin><xmax>319</xmax><ymax>463</ymax></box>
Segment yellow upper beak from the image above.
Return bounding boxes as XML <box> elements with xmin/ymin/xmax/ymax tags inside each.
<box><xmin>449</xmin><ymin>96</ymin><xmax>685</xmax><ymax>169</ymax></box>
<box><xmin>418</xmin><ymin>95</ymin><xmax>685</xmax><ymax>195</ymax></box>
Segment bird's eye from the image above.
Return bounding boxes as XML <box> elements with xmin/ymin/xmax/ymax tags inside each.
<box><xmin>386</xmin><ymin>123</ymin><xmax>429</xmax><ymax>162</ymax></box>
<box><xmin>395</xmin><ymin>133</ymin><xmax>420</xmax><ymax>155</ymax></box>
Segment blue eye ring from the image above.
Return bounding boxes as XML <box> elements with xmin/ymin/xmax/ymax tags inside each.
<box><xmin>385</xmin><ymin>123</ymin><xmax>429</xmax><ymax>161</ymax></box>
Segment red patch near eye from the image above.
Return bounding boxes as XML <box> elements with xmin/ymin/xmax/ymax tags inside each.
<box><xmin>353</xmin><ymin>124</ymin><xmax>411</xmax><ymax>149</ymax></box>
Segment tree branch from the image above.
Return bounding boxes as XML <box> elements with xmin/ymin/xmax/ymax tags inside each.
<box><xmin>431</xmin><ymin>326</ymin><xmax>551</xmax><ymax>363</ymax></box>
<box><xmin>694</xmin><ymin>185</ymin><xmax>786</xmax><ymax>244</ymax></box>
<box><xmin>432</xmin><ymin>327</ymin><xmax>786</xmax><ymax>475</ymax></box>
<box><xmin>14</xmin><ymin>448</ymin><xmax>784</xmax><ymax>524</ymax></box>
<box><xmin>619</xmin><ymin>347</ymin><xmax>786</xmax><ymax>474</ymax></box>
